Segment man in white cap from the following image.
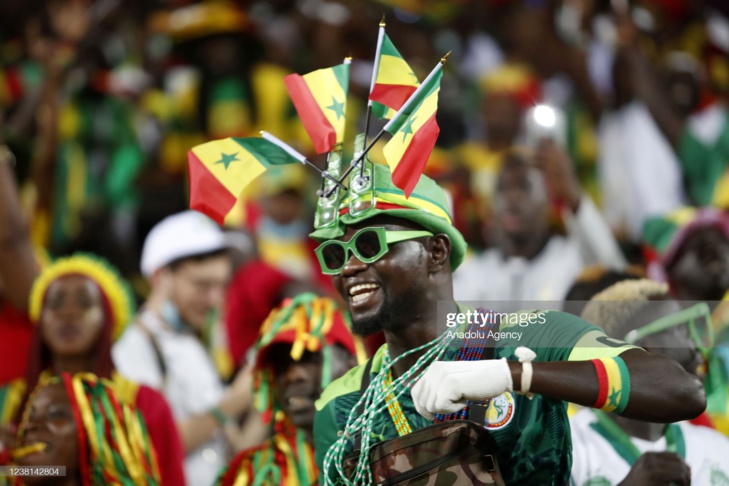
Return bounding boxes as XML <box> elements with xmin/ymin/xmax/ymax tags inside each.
<box><xmin>113</xmin><ymin>210</ymin><xmax>252</xmax><ymax>486</ymax></box>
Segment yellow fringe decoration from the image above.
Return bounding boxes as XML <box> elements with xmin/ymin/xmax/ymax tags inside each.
<box><xmin>28</xmin><ymin>254</ymin><xmax>134</xmax><ymax>341</ymax></box>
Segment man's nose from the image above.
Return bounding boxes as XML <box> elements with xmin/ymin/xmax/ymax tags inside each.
<box><xmin>283</xmin><ymin>362</ymin><xmax>310</xmax><ymax>384</ymax></box>
<box><xmin>340</xmin><ymin>250</ymin><xmax>368</xmax><ymax>277</ymax></box>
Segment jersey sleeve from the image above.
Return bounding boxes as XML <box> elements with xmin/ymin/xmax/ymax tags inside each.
<box><xmin>566</xmin><ymin>329</ymin><xmax>639</xmax><ymax>361</ymax></box>
<box><xmin>499</xmin><ymin>311</ymin><xmax>638</xmax><ymax>362</ymax></box>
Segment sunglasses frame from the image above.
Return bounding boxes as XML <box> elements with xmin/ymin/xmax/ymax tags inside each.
<box><xmin>315</xmin><ymin>226</ymin><xmax>433</xmax><ymax>275</ymax></box>
<box><xmin>623</xmin><ymin>302</ymin><xmax>714</xmax><ymax>356</ymax></box>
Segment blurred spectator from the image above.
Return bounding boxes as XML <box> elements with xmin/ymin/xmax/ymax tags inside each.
<box><xmin>214</xmin><ymin>294</ymin><xmax>358</xmax><ymax>486</ymax></box>
<box><xmin>643</xmin><ymin>207</ymin><xmax>729</xmax><ymax>303</ymax></box>
<box><xmin>454</xmin><ymin>142</ymin><xmax>626</xmax><ymax>302</ymax></box>
<box><xmin>573</xmin><ymin>279</ymin><xmax>729</xmax><ymax>485</ymax></box>
<box><xmin>564</xmin><ymin>264</ymin><xmax>645</xmax><ymax>317</ymax></box>
<box><xmin>0</xmin><ymin>253</ymin><xmax>185</xmax><ymax>485</ymax></box>
<box><xmin>10</xmin><ymin>373</ymin><xmax>162</xmax><ymax>485</ymax></box>
<box><xmin>597</xmin><ymin>46</ymin><xmax>687</xmax><ymax>242</ymax></box>
<box><xmin>112</xmin><ymin>211</ymin><xmax>250</xmax><ymax>486</ymax></box>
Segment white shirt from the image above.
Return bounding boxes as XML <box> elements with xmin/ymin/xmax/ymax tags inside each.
<box><xmin>453</xmin><ymin>196</ymin><xmax>626</xmax><ymax>303</ymax></box>
<box><xmin>598</xmin><ymin>101</ymin><xmax>687</xmax><ymax>241</ymax></box>
<box><xmin>112</xmin><ymin>311</ymin><xmax>228</xmax><ymax>486</ymax></box>
<box><xmin>570</xmin><ymin>408</ymin><xmax>729</xmax><ymax>486</ymax></box>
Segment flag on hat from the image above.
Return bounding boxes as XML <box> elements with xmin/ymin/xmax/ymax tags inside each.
<box><xmin>382</xmin><ymin>66</ymin><xmax>442</xmax><ymax>197</ymax></box>
<box><xmin>188</xmin><ymin>138</ymin><xmax>298</xmax><ymax>225</ymax></box>
<box><xmin>369</xmin><ymin>32</ymin><xmax>419</xmax><ymax>119</ymax></box>
<box><xmin>284</xmin><ymin>62</ymin><xmax>350</xmax><ymax>154</ymax></box>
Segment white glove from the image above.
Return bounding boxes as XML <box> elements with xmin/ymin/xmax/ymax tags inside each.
<box><xmin>411</xmin><ymin>359</ymin><xmax>514</xmax><ymax>421</ymax></box>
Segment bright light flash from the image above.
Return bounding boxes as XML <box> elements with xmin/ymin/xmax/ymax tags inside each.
<box><xmin>533</xmin><ymin>105</ymin><xmax>557</xmax><ymax>128</ymax></box>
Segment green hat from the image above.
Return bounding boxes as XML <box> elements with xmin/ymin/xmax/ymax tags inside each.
<box><xmin>310</xmin><ymin>163</ymin><xmax>467</xmax><ymax>270</ymax></box>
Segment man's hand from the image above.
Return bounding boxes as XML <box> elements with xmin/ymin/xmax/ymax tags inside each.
<box><xmin>618</xmin><ymin>452</ymin><xmax>691</xmax><ymax>486</ymax></box>
<box><xmin>535</xmin><ymin>139</ymin><xmax>582</xmax><ymax>213</ymax></box>
<box><xmin>219</xmin><ymin>362</ymin><xmax>254</xmax><ymax>419</ymax></box>
<box><xmin>411</xmin><ymin>359</ymin><xmax>513</xmax><ymax>420</ymax></box>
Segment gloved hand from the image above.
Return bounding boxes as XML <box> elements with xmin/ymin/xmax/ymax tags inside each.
<box><xmin>411</xmin><ymin>358</ymin><xmax>514</xmax><ymax>421</ymax></box>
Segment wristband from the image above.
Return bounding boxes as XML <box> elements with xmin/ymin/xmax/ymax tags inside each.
<box><xmin>521</xmin><ymin>361</ymin><xmax>534</xmax><ymax>396</ymax></box>
<box><xmin>515</xmin><ymin>346</ymin><xmax>536</xmax><ymax>399</ymax></box>
<box><xmin>208</xmin><ymin>406</ymin><xmax>233</xmax><ymax>427</ymax></box>
<box><xmin>591</xmin><ymin>357</ymin><xmax>630</xmax><ymax>413</ymax></box>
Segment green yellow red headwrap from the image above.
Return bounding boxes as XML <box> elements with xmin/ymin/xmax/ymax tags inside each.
<box><xmin>28</xmin><ymin>253</ymin><xmax>134</xmax><ymax>341</ymax></box>
<box><xmin>16</xmin><ymin>373</ymin><xmax>160</xmax><ymax>486</ymax></box>
<box><xmin>253</xmin><ymin>293</ymin><xmax>363</xmax><ymax>422</ymax></box>
<box><xmin>310</xmin><ymin>163</ymin><xmax>467</xmax><ymax>270</ymax></box>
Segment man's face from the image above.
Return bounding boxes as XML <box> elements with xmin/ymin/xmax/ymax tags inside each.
<box><xmin>17</xmin><ymin>383</ymin><xmax>79</xmax><ymax>482</ymax></box>
<box><xmin>483</xmin><ymin>93</ymin><xmax>523</xmax><ymax>147</ymax></box>
<box><xmin>41</xmin><ymin>276</ymin><xmax>106</xmax><ymax>358</ymax></box>
<box><xmin>330</xmin><ymin>217</ymin><xmax>432</xmax><ymax>336</ymax></box>
<box><xmin>668</xmin><ymin>226</ymin><xmax>729</xmax><ymax>301</ymax></box>
<box><xmin>270</xmin><ymin>344</ymin><xmax>354</xmax><ymax>430</ymax></box>
<box><xmin>167</xmin><ymin>255</ymin><xmax>232</xmax><ymax>331</ymax></box>
<box><xmin>493</xmin><ymin>164</ymin><xmax>549</xmax><ymax>244</ymax></box>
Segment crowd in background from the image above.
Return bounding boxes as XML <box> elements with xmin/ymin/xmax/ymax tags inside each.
<box><xmin>2</xmin><ymin>0</ymin><xmax>729</xmax><ymax>484</ymax></box>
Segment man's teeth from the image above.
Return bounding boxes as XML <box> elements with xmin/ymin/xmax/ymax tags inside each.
<box><xmin>288</xmin><ymin>396</ymin><xmax>311</xmax><ymax>407</ymax></box>
<box><xmin>349</xmin><ymin>284</ymin><xmax>379</xmax><ymax>302</ymax></box>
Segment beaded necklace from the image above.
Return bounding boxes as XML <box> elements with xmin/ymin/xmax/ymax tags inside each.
<box><xmin>323</xmin><ymin>332</ymin><xmax>452</xmax><ymax>485</ymax></box>
<box><xmin>383</xmin><ymin>367</ymin><xmax>412</xmax><ymax>436</ymax></box>
<box><xmin>434</xmin><ymin>317</ymin><xmax>492</xmax><ymax>423</ymax></box>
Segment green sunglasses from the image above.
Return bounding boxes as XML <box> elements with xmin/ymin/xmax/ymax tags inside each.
<box><xmin>315</xmin><ymin>226</ymin><xmax>433</xmax><ymax>275</ymax></box>
<box><xmin>623</xmin><ymin>302</ymin><xmax>714</xmax><ymax>357</ymax></box>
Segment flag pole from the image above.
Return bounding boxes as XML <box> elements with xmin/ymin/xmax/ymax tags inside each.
<box><xmin>359</xmin><ymin>16</ymin><xmax>386</xmax><ymax>179</ymax></box>
<box><xmin>363</xmin><ymin>15</ymin><xmax>386</xmax><ymax>142</ymax></box>
<box><xmin>260</xmin><ymin>131</ymin><xmax>347</xmax><ymax>189</ymax></box>
<box><xmin>325</xmin><ymin>52</ymin><xmax>450</xmax><ymax>197</ymax></box>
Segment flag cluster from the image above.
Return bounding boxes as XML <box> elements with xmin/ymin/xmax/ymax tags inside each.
<box><xmin>187</xmin><ymin>23</ymin><xmax>444</xmax><ymax>225</ymax></box>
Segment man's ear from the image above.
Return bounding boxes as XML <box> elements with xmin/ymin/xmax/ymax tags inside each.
<box><xmin>428</xmin><ymin>234</ymin><xmax>451</xmax><ymax>273</ymax></box>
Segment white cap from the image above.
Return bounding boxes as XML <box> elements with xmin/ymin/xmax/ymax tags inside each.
<box><xmin>141</xmin><ymin>211</ymin><xmax>230</xmax><ymax>278</ymax></box>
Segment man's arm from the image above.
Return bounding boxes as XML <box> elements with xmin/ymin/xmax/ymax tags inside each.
<box><xmin>412</xmin><ymin>314</ymin><xmax>705</xmax><ymax>423</ymax></box>
<box><xmin>537</xmin><ymin>140</ymin><xmax>627</xmax><ymax>269</ymax></box>
<box><xmin>510</xmin><ymin>347</ymin><xmax>705</xmax><ymax>422</ymax></box>
<box><xmin>0</xmin><ymin>139</ymin><xmax>38</xmax><ymax>311</ymax></box>
<box><xmin>178</xmin><ymin>363</ymin><xmax>253</xmax><ymax>453</ymax></box>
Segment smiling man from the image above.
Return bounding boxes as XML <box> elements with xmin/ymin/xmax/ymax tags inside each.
<box><xmin>311</xmin><ymin>163</ymin><xmax>706</xmax><ymax>485</ymax></box>
<box><xmin>213</xmin><ymin>293</ymin><xmax>358</xmax><ymax>486</ymax></box>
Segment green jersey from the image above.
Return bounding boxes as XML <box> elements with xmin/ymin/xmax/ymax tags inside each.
<box><xmin>314</xmin><ymin>310</ymin><xmax>635</xmax><ymax>485</ymax></box>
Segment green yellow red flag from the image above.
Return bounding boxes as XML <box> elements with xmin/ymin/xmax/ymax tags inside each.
<box><xmin>382</xmin><ymin>66</ymin><xmax>442</xmax><ymax>197</ymax></box>
<box><xmin>284</xmin><ymin>62</ymin><xmax>349</xmax><ymax>154</ymax></box>
<box><xmin>188</xmin><ymin>137</ymin><xmax>298</xmax><ymax>225</ymax></box>
<box><xmin>369</xmin><ymin>32</ymin><xmax>419</xmax><ymax>119</ymax></box>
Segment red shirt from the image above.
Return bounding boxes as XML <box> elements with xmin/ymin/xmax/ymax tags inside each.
<box><xmin>0</xmin><ymin>302</ymin><xmax>32</xmax><ymax>385</ymax></box>
<box><xmin>135</xmin><ymin>385</ymin><xmax>186</xmax><ymax>486</ymax></box>
<box><xmin>225</xmin><ymin>260</ymin><xmax>293</xmax><ymax>367</ymax></box>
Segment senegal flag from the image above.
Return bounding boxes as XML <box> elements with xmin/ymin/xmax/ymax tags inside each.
<box><xmin>369</xmin><ymin>33</ymin><xmax>419</xmax><ymax>119</ymax></box>
<box><xmin>284</xmin><ymin>63</ymin><xmax>349</xmax><ymax>154</ymax></box>
<box><xmin>383</xmin><ymin>68</ymin><xmax>442</xmax><ymax>197</ymax></box>
<box><xmin>188</xmin><ymin>137</ymin><xmax>297</xmax><ymax>225</ymax></box>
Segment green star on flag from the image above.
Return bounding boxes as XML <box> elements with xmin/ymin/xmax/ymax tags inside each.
<box><xmin>326</xmin><ymin>96</ymin><xmax>345</xmax><ymax>120</ymax></box>
<box><xmin>215</xmin><ymin>152</ymin><xmax>240</xmax><ymax>170</ymax></box>
<box><xmin>607</xmin><ymin>388</ymin><xmax>621</xmax><ymax>408</ymax></box>
<box><xmin>400</xmin><ymin>115</ymin><xmax>417</xmax><ymax>142</ymax></box>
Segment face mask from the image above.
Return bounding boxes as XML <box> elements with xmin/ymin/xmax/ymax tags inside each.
<box><xmin>258</xmin><ymin>216</ymin><xmax>310</xmax><ymax>240</ymax></box>
<box><xmin>160</xmin><ymin>300</ymin><xmax>188</xmax><ymax>332</ymax></box>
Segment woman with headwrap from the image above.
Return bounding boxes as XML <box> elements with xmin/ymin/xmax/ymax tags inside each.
<box><xmin>0</xmin><ymin>254</ymin><xmax>185</xmax><ymax>485</ymax></box>
<box><xmin>6</xmin><ymin>372</ymin><xmax>160</xmax><ymax>485</ymax></box>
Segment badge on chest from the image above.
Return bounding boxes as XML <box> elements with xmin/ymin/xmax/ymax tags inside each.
<box><xmin>469</xmin><ymin>392</ymin><xmax>516</xmax><ymax>430</ymax></box>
